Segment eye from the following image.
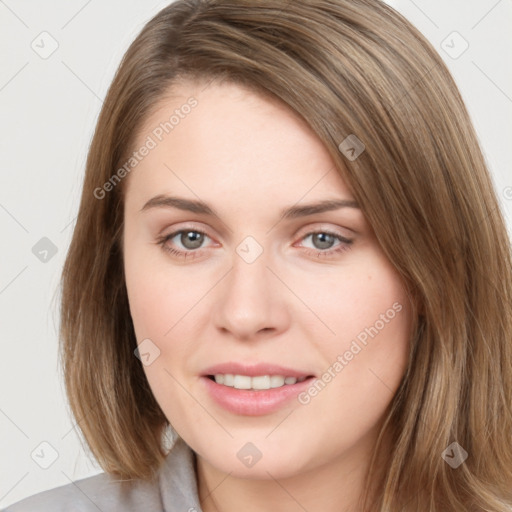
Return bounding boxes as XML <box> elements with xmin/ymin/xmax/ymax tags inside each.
<box><xmin>156</xmin><ymin>228</ymin><xmax>212</xmax><ymax>260</ymax></box>
<box><xmin>156</xmin><ymin>228</ymin><xmax>353</xmax><ymax>260</ymax></box>
<box><xmin>297</xmin><ymin>230</ymin><xmax>353</xmax><ymax>257</ymax></box>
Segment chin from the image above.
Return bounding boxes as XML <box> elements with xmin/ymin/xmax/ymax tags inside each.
<box><xmin>196</xmin><ymin>437</ymin><xmax>310</xmax><ymax>480</ymax></box>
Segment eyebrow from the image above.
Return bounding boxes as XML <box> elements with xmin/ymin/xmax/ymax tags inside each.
<box><xmin>140</xmin><ymin>194</ymin><xmax>360</xmax><ymax>219</ymax></box>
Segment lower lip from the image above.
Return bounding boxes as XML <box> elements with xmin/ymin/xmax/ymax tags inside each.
<box><xmin>200</xmin><ymin>376</ymin><xmax>315</xmax><ymax>416</ymax></box>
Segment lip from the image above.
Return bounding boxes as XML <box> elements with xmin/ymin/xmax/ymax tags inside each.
<box><xmin>201</xmin><ymin>362</ymin><xmax>314</xmax><ymax>379</ymax></box>
<box><xmin>201</xmin><ymin>374</ymin><xmax>316</xmax><ymax>416</ymax></box>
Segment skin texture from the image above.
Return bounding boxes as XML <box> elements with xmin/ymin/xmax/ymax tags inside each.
<box><xmin>122</xmin><ymin>80</ymin><xmax>415</xmax><ymax>512</ymax></box>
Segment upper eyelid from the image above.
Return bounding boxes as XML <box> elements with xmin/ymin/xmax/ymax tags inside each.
<box><xmin>163</xmin><ymin>220</ymin><xmax>355</xmax><ymax>239</ymax></box>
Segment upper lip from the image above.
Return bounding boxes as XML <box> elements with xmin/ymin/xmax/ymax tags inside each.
<box><xmin>201</xmin><ymin>362</ymin><xmax>315</xmax><ymax>378</ymax></box>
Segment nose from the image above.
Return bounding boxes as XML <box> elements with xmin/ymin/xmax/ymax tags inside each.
<box><xmin>212</xmin><ymin>247</ymin><xmax>290</xmax><ymax>341</ymax></box>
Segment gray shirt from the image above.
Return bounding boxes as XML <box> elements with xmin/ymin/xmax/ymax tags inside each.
<box><xmin>2</xmin><ymin>437</ymin><xmax>204</xmax><ymax>512</ymax></box>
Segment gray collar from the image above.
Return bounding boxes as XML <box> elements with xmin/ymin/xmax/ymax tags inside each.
<box><xmin>159</xmin><ymin>437</ymin><xmax>204</xmax><ymax>512</ymax></box>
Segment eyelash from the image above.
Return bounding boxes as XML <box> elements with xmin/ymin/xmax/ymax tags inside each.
<box><xmin>156</xmin><ymin>228</ymin><xmax>353</xmax><ymax>260</ymax></box>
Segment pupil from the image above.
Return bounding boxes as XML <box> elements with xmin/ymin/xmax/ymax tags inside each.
<box><xmin>314</xmin><ymin>233</ymin><xmax>334</xmax><ymax>250</ymax></box>
<box><xmin>182</xmin><ymin>231</ymin><xmax>203</xmax><ymax>249</ymax></box>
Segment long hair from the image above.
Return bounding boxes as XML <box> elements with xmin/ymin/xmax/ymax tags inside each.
<box><xmin>59</xmin><ymin>1</ymin><xmax>512</xmax><ymax>510</ymax></box>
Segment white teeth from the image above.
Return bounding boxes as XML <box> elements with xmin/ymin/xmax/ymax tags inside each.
<box><xmin>269</xmin><ymin>375</ymin><xmax>285</xmax><ymax>388</ymax></box>
<box><xmin>253</xmin><ymin>375</ymin><xmax>271</xmax><ymax>389</ymax></box>
<box><xmin>213</xmin><ymin>374</ymin><xmax>307</xmax><ymax>390</ymax></box>
<box><xmin>233</xmin><ymin>375</ymin><xmax>252</xmax><ymax>389</ymax></box>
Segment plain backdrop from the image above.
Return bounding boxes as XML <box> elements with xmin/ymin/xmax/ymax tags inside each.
<box><xmin>1</xmin><ymin>0</ymin><xmax>511</xmax><ymax>507</ymax></box>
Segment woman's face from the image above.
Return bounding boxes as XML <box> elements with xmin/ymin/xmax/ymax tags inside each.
<box><xmin>123</xmin><ymin>80</ymin><xmax>414</xmax><ymax>480</ymax></box>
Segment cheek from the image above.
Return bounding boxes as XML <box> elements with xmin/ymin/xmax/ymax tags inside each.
<box><xmin>123</xmin><ymin>242</ymin><xmax>209</xmax><ymax>398</ymax></box>
<box><xmin>305</xmin><ymin>260</ymin><xmax>413</xmax><ymax>422</ymax></box>
<box><xmin>124</xmin><ymin>242</ymin><xmax>200</xmax><ymax>341</ymax></box>
<box><xmin>125</xmin><ymin>274</ymin><xmax>172</xmax><ymax>340</ymax></box>
<box><xmin>304</xmin><ymin>253</ymin><xmax>412</xmax><ymax>354</ymax></box>
<box><xmin>124</xmin><ymin>252</ymin><xmax>199</xmax><ymax>414</ymax></box>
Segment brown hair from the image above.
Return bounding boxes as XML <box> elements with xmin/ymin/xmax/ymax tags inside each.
<box><xmin>59</xmin><ymin>0</ymin><xmax>512</xmax><ymax>510</ymax></box>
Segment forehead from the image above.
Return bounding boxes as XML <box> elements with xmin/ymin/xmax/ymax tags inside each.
<box><xmin>124</xmin><ymin>80</ymin><xmax>354</xmax><ymax>211</ymax></box>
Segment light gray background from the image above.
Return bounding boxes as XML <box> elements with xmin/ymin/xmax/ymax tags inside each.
<box><xmin>1</xmin><ymin>0</ymin><xmax>511</xmax><ymax>507</ymax></box>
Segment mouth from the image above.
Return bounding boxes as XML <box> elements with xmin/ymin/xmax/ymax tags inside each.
<box><xmin>200</xmin><ymin>373</ymin><xmax>316</xmax><ymax>415</ymax></box>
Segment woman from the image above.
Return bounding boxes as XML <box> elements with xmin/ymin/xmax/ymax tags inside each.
<box><xmin>5</xmin><ymin>0</ymin><xmax>512</xmax><ymax>510</ymax></box>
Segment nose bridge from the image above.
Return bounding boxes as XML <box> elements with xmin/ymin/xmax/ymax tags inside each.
<box><xmin>213</xmin><ymin>235</ymin><xmax>287</xmax><ymax>338</ymax></box>
<box><xmin>229</xmin><ymin>235</ymin><xmax>274</xmax><ymax>306</ymax></box>
<box><xmin>232</xmin><ymin>241</ymin><xmax>269</xmax><ymax>291</ymax></box>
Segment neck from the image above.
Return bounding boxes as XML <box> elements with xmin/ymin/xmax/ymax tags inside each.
<box><xmin>195</xmin><ymin>424</ymin><xmax>390</xmax><ymax>512</ymax></box>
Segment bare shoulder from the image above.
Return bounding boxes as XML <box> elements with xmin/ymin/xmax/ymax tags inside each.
<box><xmin>2</xmin><ymin>471</ymin><xmax>162</xmax><ymax>512</ymax></box>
